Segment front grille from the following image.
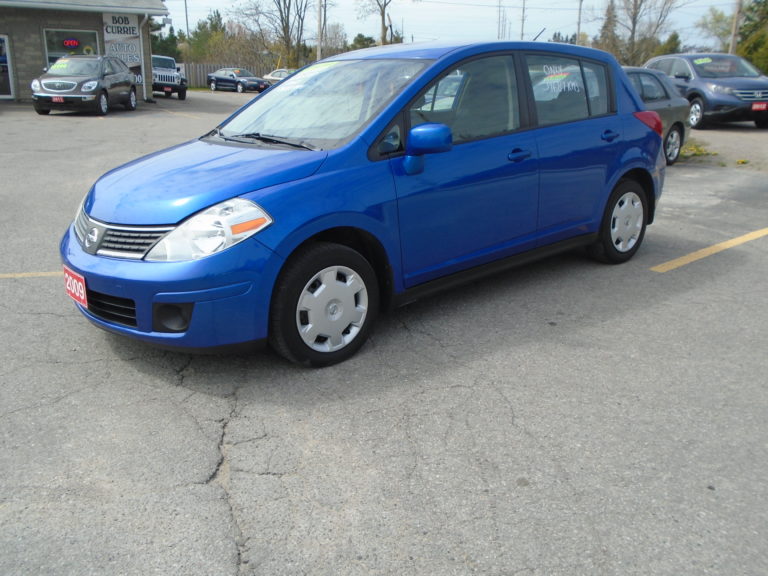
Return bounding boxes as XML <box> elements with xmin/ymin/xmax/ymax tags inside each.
<box><xmin>42</xmin><ymin>80</ymin><xmax>77</xmax><ymax>92</ymax></box>
<box><xmin>75</xmin><ymin>208</ymin><xmax>174</xmax><ymax>259</ymax></box>
<box><xmin>732</xmin><ymin>89</ymin><xmax>768</xmax><ymax>101</ymax></box>
<box><xmin>87</xmin><ymin>289</ymin><xmax>137</xmax><ymax>327</ymax></box>
<box><xmin>154</xmin><ymin>73</ymin><xmax>180</xmax><ymax>84</ymax></box>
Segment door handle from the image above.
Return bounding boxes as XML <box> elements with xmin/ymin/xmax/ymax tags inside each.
<box><xmin>507</xmin><ymin>148</ymin><xmax>532</xmax><ymax>162</ymax></box>
<box><xmin>601</xmin><ymin>130</ymin><xmax>619</xmax><ymax>142</ymax></box>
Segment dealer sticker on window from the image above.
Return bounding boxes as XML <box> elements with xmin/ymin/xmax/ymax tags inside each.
<box><xmin>63</xmin><ymin>265</ymin><xmax>88</xmax><ymax>308</ymax></box>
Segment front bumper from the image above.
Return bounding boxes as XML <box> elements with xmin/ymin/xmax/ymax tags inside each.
<box><xmin>704</xmin><ymin>94</ymin><xmax>768</xmax><ymax>122</ymax></box>
<box><xmin>32</xmin><ymin>92</ymin><xmax>97</xmax><ymax>111</ymax></box>
<box><xmin>60</xmin><ymin>224</ymin><xmax>284</xmax><ymax>350</ymax></box>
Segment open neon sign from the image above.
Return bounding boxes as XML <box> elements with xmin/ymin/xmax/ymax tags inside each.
<box><xmin>63</xmin><ymin>38</ymin><xmax>80</xmax><ymax>48</ymax></box>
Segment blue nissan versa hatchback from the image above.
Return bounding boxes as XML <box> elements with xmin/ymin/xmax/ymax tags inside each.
<box><xmin>61</xmin><ymin>42</ymin><xmax>665</xmax><ymax>366</ymax></box>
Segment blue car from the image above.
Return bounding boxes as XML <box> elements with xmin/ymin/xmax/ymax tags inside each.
<box><xmin>61</xmin><ymin>41</ymin><xmax>665</xmax><ymax>366</ymax></box>
<box><xmin>645</xmin><ymin>53</ymin><xmax>768</xmax><ymax>129</ymax></box>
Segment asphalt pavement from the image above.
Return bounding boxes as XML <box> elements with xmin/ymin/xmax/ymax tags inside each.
<box><xmin>1</xmin><ymin>92</ymin><xmax>766</xmax><ymax>576</ymax></box>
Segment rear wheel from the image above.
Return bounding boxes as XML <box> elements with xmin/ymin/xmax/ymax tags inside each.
<box><xmin>664</xmin><ymin>125</ymin><xmax>682</xmax><ymax>165</ymax></box>
<box><xmin>124</xmin><ymin>87</ymin><xmax>137</xmax><ymax>111</ymax></box>
<box><xmin>756</xmin><ymin>117</ymin><xmax>768</xmax><ymax>129</ymax></box>
<box><xmin>588</xmin><ymin>180</ymin><xmax>648</xmax><ymax>264</ymax></box>
<box><xmin>269</xmin><ymin>242</ymin><xmax>379</xmax><ymax>367</ymax></box>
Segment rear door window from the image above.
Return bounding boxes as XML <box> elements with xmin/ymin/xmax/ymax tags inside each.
<box><xmin>527</xmin><ymin>55</ymin><xmax>610</xmax><ymax>125</ymax></box>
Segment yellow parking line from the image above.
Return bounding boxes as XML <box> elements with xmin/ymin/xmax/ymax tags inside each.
<box><xmin>0</xmin><ymin>271</ymin><xmax>61</xmax><ymax>279</ymax></box>
<box><xmin>651</xmin><ymin>228</ymin><xmax>768</xmax><ymax>273</ymax></box>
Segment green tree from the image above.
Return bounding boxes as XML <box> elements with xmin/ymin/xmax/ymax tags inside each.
<box><xmin>738</xmin><ymin>0</ymin><xmax>768</xmax><ymax>70</ymax></box>
<box><xmin>550</xmin><ymin>31</ymin><xmax>577</xmax><ymax>44</ymax></box>
<box><xmin>651</xmin><ymin>31</ymin><xmax>681</xmax><ymax>57</ymax></box>
<box><xmin>150</xmin><ymin>23</ymin><xmax>181</xmax><ymax>60</ymax></box>
<box><xmin>348</xmin><ymin>33</ymin><xmax>376</xmax><ymax>51</ymax></box>
<box><xmin>696</xmin><ymin>7</ymin><xmax>733</xmax><ymax>51</ymax></box>
<box><xmin>593</xmin><ymin>0</ymin><xmax>624</xmax><ymax>60</ymax></box>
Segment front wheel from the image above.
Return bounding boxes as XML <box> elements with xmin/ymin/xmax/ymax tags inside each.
<box><xmin>236</xmin><ymin>83</ymin><xmax>245</xmax><ymax>93</ymax></box>
<box><xmin>664</xmin><ymin>125</ymin><xmax>682</xmax><ymax>165</ymax></box>
<box><xmin>209</xmin><ymin>81</ymin><xmax>216</xmax><ymax>91</ymax></box>
<box><xmin>269</xmin><ymin>242</ymin><xmax>379</xmax><ymax>367</ymax></box>
<box><xmin>689</xmin><ymin>97</ymin><xmax>706</xmax><ymax>129</ymax></box>
<box><xmin>755</xmin><ymin>117</ymin><xmax>768</xmax><ymax>129</ymax></box>
<box><xmin>178</xmin><ymin>89</ymin><xmax>187</xmax><ymax>101</ymax></box>
<box><xmin>95</xmin><ymin>91</ymin><xmax>108</xmax><ymax>115</ymax></box>
<box><xmin>588</xmin><ymin>180</ymin><xmax>648</xmax><ymax>264</ymax></box>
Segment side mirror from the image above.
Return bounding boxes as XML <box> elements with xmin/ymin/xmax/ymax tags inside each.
<box><xmin>674</xmin><ymin>73</ymin><xmax>691</xmax><ymax>81</ymax></box>
<box><xmin>403</xmin><ymin>123</ymin><xmax>452</xmax><ymax>175</ymax></box>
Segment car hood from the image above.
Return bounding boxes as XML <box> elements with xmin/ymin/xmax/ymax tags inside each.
<box><xmin>700</xmin><ymin>75</ymin><xmax>768</xmax><ymax>89</ymax></box>
<box><xmin>86</xmin><ymin>139</ymin><xmax>327</xmax><ymax>225</ymax></box>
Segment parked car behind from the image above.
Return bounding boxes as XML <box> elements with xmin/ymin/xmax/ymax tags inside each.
<box><xmin>61</xmin><ymin>41</ymin><xmax>665</xmax><ymax>367</ymax></box>
<box><xmin>645</xmin><ymin>53</ymin><xmax>768</xmax><ymax>129</ymax></box>
<box><xmin>151</xmin><ymin>55</ymin><xmax>187</xmax><ymax>100</ymax></box>
<box><xmin>31</xmin><ymin>55</ymin><xmax>137</xmax><ymax>115</ymax></box>
<box><xmin>208</xmin><ymin>68</ymin><xmax>270</xmax><ymax>93</ymax></box>
<box><xmin>625</xmin><ymin>66</ymin><xmax>690</xmax><ymax>164</ymax></box>
<box><xmin>263</xmin><ymin>68</ymin><xmax>296</xmax><ymax>83</ymax></box>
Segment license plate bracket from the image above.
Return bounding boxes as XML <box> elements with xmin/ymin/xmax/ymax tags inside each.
<box><xmin>752</xmin><ymin>102</ymin><xmax>767</xmax><ymax>111</ymax></box>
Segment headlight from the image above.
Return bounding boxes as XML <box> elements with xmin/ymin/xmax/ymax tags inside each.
<box><xmin>145</xmin><ymin>198</ymin><xmax>272</xmax><ymax>262</ymax></box>
<box><xmin>707</xmin><ymin>83</ymin><xmax>732</xmax><ymax>95</ymax></box>
<box><xmin>31</xmin><ymin>79</ymin><xmax>41</xmax><ymax>91</ymax></box>
<box><xmin>82</xmin><ymin>80</ymin><xmax>98</xmax><ymax>92</ymax></box>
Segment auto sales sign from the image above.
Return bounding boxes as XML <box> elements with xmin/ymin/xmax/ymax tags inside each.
<box><xmin>103</xmin><ymin>13</ymin><xmax>144</xmax><ymax>83</ymax></box>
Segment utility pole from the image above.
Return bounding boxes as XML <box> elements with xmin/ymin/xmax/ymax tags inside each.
<box><xmin>576</xmin><ymin>0</ymin><xmax>583</xmax><ymax>45</ymax></box>
<box><xmin>317</xmin><ymin>0</ymin><xmax>323</xmax><ymax>61</ymax></box>
<box><xmin>520</xmin><ymin>0</ymin><xmax>526</xmax><ymax>40</ymax></box>
<box><xmin>728</xmin><ymin>0</ymin><xmax>742</xmax><ymax>54</ymax></box>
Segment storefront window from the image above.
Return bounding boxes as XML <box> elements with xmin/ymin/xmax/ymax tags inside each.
<box><xmin>44</xmin><ymin>29</ymin><xmax>99</xmax><ymax>65</ymax></box>
<box><xmin>1</xmin><ymin>35</ymin><xmax>12</xmax><ymax>98</ymax></box>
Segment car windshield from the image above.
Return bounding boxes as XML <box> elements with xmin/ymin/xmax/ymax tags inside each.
<box><xmin>48</xmin><ymin>58</ymin><xmax>100</xmax><ymax>76</ymax></box>
<box><xmin>152</xmin><ymin>57</ymin><xmax>175</xmax><ymax>69</ymax></box>
<box><xmin>691</xmin><ymin>55</ymin><xmax>762</xmax><ymax>78</ymax></box>
<box><xmin>218</xmin><ymin>58</ymin><xmax>430</xmax><ymax>150</ymax></box>
<box><xmin>233</xmin><ymin>69</ymin><xmax>255</xmax><ymax>77</ymax></box>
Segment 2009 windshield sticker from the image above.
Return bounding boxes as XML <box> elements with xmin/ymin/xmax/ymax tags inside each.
<box><xmin>541</xmin><ymin>65</ymin><xmax>581</xmax><ymax>95</ymax></box>
<box><xmin>694</xmin><ymin>58</ymin><xmax>712</xmax><ymax>65</ymax></box>
<box><xmin>50</xmin><ymin>60</ymin><xmax>70</xmax><ymax>71</ymax></box>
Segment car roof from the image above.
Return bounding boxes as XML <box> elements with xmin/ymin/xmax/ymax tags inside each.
<box><xmin>327</xmin><ymin>40</ymin><xmax>617</xmax><ymax>64</ymax></box>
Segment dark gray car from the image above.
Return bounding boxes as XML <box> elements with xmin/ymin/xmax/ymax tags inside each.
<box><xmin>31</xmin><ymin>55</ymin><xmax>137</xmax><ymax>116</ymax></box>
<box><xmin>625</xmin><ymin>66</ymin><xmax>690</xmax><ymax>165</ymax></box>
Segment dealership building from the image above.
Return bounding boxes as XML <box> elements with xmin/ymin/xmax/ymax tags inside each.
<box><xmin>0</xmin><ymin>0</ymin><xmax>168</xmax><ymax>102</ymax></box>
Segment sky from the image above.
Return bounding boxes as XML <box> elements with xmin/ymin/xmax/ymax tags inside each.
<box><xmin>160</xmin><ymin>0</ymin><xmax>737</xmax><ymax>50</ymax></box>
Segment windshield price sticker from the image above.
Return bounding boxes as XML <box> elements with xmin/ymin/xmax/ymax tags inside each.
<box><xmin>63</xmin><ymin>265</ymin><xmax>88</xmax><ymax>308</ymax></box>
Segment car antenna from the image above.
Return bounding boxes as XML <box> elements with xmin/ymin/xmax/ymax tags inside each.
<box><xmin>533</xmin><ymin>28</ymin><xmax>545</xmax><ymax>41</ymax></box>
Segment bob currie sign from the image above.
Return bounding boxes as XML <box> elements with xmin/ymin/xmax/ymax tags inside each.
<box><xmin>103</xmin><ymin>13</ymin><xmax>143</xmax><ymax>83</ymax></box>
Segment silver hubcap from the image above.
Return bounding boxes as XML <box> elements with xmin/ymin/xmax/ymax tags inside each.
<box><xmin>689</xmin><ymin>102</ymin><xmax>702</xmax><ymax>126</ymax></box>
<box><xmin>99</xmin><ymin>94</ymin><xmax>107</xmax><ymax>113</ymax></box>
<box><xmin>610</xmin><ymin>192</ymin><xmax>643</xmax><ymax>253</ymax></box>
<box><xmin>296</xmin><ymin>265</ymin><xmax>369</xmax><ymax>352</ymax></box>
<box><xmin>665</xmin><ymin>129</ymin><xmax>680</xmax><ymax>161</ymax></box>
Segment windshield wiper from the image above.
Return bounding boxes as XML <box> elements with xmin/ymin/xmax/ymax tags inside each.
<box><xmin>221</xmin><ymin>132</ymin><xmax>317</xmax><ymax>150</ymax></box>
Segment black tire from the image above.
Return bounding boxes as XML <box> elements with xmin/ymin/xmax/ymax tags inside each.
<box><xmin>755</xmin><ymin>117</ymin><xmax>768</xmax><ymax>129</ymax></box>
<box><xmin>664</xmin><ymin>125</ymin><xmax>682</xmax><ymax>165</ymax></box>
<box><xmin>236</xmin><ymin>83</ymin><xmax>245</xmax><ymax>93</ymax></box>
<box><xmin>34</xmin><ymin>106</ymin><xmax>50</xmax><ymax>115</ymax></box>
<box><xmin>269</xmin><ymin>242</ymin><xmax>379</xmax><ymax>367</ymax></box>
<box><xmin>95</xmin><ymin>91</ymin><xmax>108</xmax><ymax>115</ymax></box>
<box><xmin>588</xmin><ymin>179</ymin><xmax>648</xmax><ymax>264</ymax></box>
<box><xmin>689</xmin><ymin>96</ymin><xmax>706</xmax><ymax>129</ymax></box>
<box><xmin>124</xmin><ymin>87</ymin><xmax>137</xmax><ymax>111</ymax></box>
<box><xmin>178</xmin><ymin>89</ymin><xmax>187</xmax><ymax>101</ymax></box>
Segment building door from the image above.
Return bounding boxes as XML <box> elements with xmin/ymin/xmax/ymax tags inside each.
<box><xmin>0</xmin><ymin>35</ymin><xmax>13</xmax><ymax>99</ymax></box>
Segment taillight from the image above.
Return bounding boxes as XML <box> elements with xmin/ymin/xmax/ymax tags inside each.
<box><xmin>633</xmin><ymin>110</ymin><xmax>663</xmax><ymax>138</ymax></box>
